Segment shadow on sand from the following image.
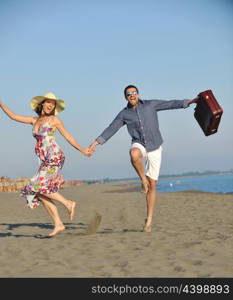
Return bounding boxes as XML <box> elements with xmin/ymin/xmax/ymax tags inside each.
<box><xmin>0</xmin><ymin>216</ymin><xmax>143</xmax><ymax>238</ymax></box>
<box><xmin>0</xmin><ymin>222</ymin><xmax>87</xmax><ymax>239</ymax></box>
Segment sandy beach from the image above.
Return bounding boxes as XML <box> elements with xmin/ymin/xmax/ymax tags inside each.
<box><xmin>0</xmin><ymin>181</ymin><xmax>232</xmax><ymax>278</ymax></box>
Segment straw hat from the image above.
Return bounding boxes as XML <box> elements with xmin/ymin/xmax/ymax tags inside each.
<box><xmin>30</xmin><ymin>92</ymin><xmax>65</xmax><ymax>115</ymax></box>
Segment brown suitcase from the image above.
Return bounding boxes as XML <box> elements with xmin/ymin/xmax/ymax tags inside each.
<box><xmin>194</xmin><ymin>90</ymin><xmax>223</xmax><ymax>136</ymax></box>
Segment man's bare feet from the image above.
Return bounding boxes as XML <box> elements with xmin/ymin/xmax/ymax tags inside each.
<box><xmin>143</xmin><ymin>219</ymin><xmax>152</xmax><ymax>232</ymax></box>
<box><xmin>141</xmin><ymin>178</ymin><xmax>149</xmax><ymax>194</ymax></box>
<box><xmin>143</xmin><ymin>224</ymin><xmax>152</xmax><ymax>232</ymax></box>
<box><xmin>48</xmin><ymin>225</ymin><xmax>65</xmax><ymax>237</ymax></box>
<box><xmin>68</xmin><ymin>201</ymin><xmax>76</xmax><ymax>221</ymax></box>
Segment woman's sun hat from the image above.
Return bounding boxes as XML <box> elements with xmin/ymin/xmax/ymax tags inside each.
<box><xmin>30</xmin><ymin>92</ymin><xmax>65</xmax><ymax>115</ymax></box>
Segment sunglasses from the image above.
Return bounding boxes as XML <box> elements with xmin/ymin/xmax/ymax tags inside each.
<box><xmin>126</xmin><ymin>91</ymin><xmax>138</xmax><ymax>96</ymax></box>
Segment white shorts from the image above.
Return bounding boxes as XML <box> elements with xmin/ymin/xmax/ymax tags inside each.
<box><xmin>130</xmin><ymin>143</ymin><xmax>162</xmax><ymax>180</ymax></box>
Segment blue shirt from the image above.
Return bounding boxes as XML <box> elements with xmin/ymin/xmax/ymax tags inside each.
<box><xmin>96</xmin><ymin>99</ymin><xmax>190</xmax><ymax>152</ymax></box>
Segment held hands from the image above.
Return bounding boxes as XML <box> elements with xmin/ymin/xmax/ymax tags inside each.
<box><xmin>82</xmin><ymin>141</ymin><xmax>99</xmax><ymax>157</ymax></box>
<box><xmin>88</xmin><ymin>141</ymin><xmax>99</xmax><ymax>154</ymax></box>
<box><xmin>82</xmin><ymin>148</ymin><xmax>93</xmax><ymax>157</ymax></box>
<box><xmin>82</xmin><ymin>142</ymin><xmax>98</xmax><ymax>156</ymax></box>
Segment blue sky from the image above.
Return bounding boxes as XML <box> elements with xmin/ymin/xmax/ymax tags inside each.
<box><xmin>0</xmin><ymin>0</ymin><xmax>232</xmax><ymax>180</ymax></box>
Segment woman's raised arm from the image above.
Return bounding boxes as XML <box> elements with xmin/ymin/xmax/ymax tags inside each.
<box><xmin>0</xmin><ymin>100</ymin><xmax>35</xmax><ymax>124</ymax></box>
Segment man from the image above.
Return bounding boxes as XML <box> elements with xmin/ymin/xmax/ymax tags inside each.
<box><xmin>89</xmin><ymin>85</ymin><xmax>198</xmax><ymax>232</ymax></box>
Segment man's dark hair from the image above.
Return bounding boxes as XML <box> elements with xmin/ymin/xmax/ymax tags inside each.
<box><xmin>124</xmin><ymin>85</ymin><xmax>139</xmax><ymax>98</ymax></box>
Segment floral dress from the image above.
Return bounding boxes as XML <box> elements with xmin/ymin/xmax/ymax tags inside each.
<box><xmin>21</xmin><ymin>120</ymin><xmax>65</xmax><ymax>208</ymax></box>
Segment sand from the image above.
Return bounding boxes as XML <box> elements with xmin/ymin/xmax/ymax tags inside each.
<box><xmin>0</xmin><ymin>181</ymin><xmax>232</xmax><ymax>278</ymax></box>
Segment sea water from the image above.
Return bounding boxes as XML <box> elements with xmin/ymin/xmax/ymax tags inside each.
<box><xmin>157</xmin><ymin>173</ymin><xmax>233</xmax><ymax>194</ymax></box>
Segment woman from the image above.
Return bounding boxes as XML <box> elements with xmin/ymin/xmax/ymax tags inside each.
<box><xmin>0</xmin><ymin>92</ymin><xmax>91</xmax><ymax>236</ymax></box>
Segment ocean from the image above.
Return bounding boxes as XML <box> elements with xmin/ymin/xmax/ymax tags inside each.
<box><xmin>157</xmin><ymin>173</ymin><xmax>233</xmax><ymax>194</ymax></box>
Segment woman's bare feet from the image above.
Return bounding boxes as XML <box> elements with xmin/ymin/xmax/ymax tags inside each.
<box><xmin>67</xmin><ymin>201</ymin><xmax>76</xmax><ymax>221</ymax></box>
<box><xmin>48</xmin><ymin>225</ymin><xmax>65</xmax><ymax>237</ymax></box>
